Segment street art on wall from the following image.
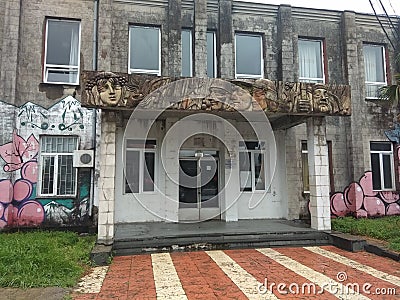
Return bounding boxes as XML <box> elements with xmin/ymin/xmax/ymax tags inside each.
<box><xmin>0</xmin><ymin>96</ymin><xmax>94</xmax><ymax>229</ymax></box>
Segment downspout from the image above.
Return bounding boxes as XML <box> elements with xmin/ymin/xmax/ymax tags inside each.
<box><xmin>90</xmin><ymin>0</ymin><xmax>99</xmax><ymax>217</ymax></box>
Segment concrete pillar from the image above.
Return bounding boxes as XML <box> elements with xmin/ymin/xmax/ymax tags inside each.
<box><xmin>194</xmin><ymin>0</ymin><xmax>207</xmax><ymax>77</ymax></box>
<box><xmin>342</xmin><ymin>11</ymin><xmax>365</xmax><ymax>181</ymax></box>
<box><xmin>97</xmin><ymin>0</ymin><xmax>112</xmax><ymax>71</ymax></box>
<box><xmin>219</xmin><ymin>0</ymin><xmax>233</xmax><ymax>78</ymax></box>
<box><xmin>97</xmin><ymin>112</ymin><xmax>116</xmax><ymax>245</ymax></box>
<box><xmin>167</xmin><ymin>0</ymin><xmax>182</xmax><ymax>77</ymax></box>
<box><xmin>0</xmin><ymin>0</ymin><xmax>21</xmax><ymax>104</ymax></box>
<box><xmin>223</xmin><ymin>120</ymin><xmax>239</xmax><ymax>221</ymax></box>
<box><xmin>307</xmin><ymin>117</ymin><xmax>331</xmax><ymax>230</ymax></box>
<box><xmin>277</xmin><ymin>5</ymin><xmax>296</xmax><ymax>82</ymax></box>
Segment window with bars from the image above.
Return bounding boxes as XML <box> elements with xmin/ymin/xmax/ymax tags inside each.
<box><xmin>239</xmin><ymin>141</ymin><xmax>266</xmax><ymax>192</ymax></box>
<box><xmin>39</xmin><ymin>136</ymin><xmax>78</xmax><ymax>196</ymax></box>
<box><xmin>44</xmin><ymin>19</ymin><xmax>80</xmax><ymax>85</ymax></box>
<box><xmin>125</xmin><ymin>139</ymin><xmax>156</xmax><ymax>193</ymax></box>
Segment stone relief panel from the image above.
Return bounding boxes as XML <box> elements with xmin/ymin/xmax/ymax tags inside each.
<box><xmin>82</xmin><ymin>71</ymin><xmax>351</xmax><ymax>116</ymax></box>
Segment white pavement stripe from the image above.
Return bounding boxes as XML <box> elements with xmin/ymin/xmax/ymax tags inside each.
<box><xmin>74</xmin><ymin>266</ymin><xmax>109</xmax><ymax>294</ymax></box>
<box><xmin>206</xmin><ymin>250</ymin><xmax>278</xmax><ymax>300</ymax></box>
<box><xmin>305</xmin><ymin>246</ymin><xmax>400</xmax><ymax>287</ymax></box>
<box><xmin>151</xmin><ymin>253</ymin><xmax>188</xmax><ymax>300</ymax></box>
<box><xmin>257</xmin><ymin>248</ymin><xmax>371</xmax><ymax>300</ymax></box>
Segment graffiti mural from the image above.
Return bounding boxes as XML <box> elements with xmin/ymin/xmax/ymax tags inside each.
<box><xmin>0</xmin><ymin>96</ymin><xmax>95</xmax><ymax>229</ymax></box>
<box><xmin>331</xmin><ymin>171</ymin><xmax>400</xmax><ymax>217</ymax></box>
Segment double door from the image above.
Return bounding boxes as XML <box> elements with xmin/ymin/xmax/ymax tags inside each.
<box><xmin>179</xmin><ymin>151</ymin><xmax>220</xmax><ymax>221</ymax></box>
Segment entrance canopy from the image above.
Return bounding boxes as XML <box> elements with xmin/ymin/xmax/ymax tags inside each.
<box><xmin>81</xmin><ymin>71</ymin><xmax>351</xmax><ymax>129</ymax></box>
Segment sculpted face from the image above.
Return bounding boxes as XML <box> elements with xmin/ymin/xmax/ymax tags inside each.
<box><xmin>231</xmin><ymin>87</ymin><xmax>252</xmax><ymax>111</ymax></box>
<box><xmin>98</xmin><ymin>78</ymin><xmax>123</xmax><ymax>106</ymax></box>
<box><xmin>313</xmin><ymin>88</ymin><xmax>331</xmax><ymax>113</ymax></box>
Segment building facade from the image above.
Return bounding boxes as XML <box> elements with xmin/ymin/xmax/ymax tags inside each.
<box><xmin>0</xmin><ymin>0</ymin><xmax>399</xmax><ymax>244</ymax></box>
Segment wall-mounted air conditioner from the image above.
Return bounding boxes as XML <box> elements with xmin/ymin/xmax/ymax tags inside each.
<box><xmin>73</xmin><ymin>150</ymin><xmax>94</xmax><ymax>168</ymax></box>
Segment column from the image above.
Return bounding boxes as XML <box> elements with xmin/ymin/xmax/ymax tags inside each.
<box><xmin>167</xmin><ymin>0</ymin><xmax>182</xmax><ymax>77</ymax></box>
<box><xmin>277</xmin><ymin>5</ymin><xmax>295</xmax><ymax>82</ymax></box>
<box><xmin>307</xmin><ymin>117</ymin><xmax>331</xmax><ymax>231</ymax></box>
<box><xmin>97</xmin><ymin>0</ymin><xmax>112</xmax><ymax>71</ymax></box>
<box><xmin>194</xmin><ymin>0</ymin><xmax>207</xmax><ymax>77</ymax></box>
<box><xmin>219</xmin><ymin>0</ymin><xmax>233</xmax><ymax>78</ymax></box>
<box><xmin>97</xmin><ymin>112</ymin><xmax>116</xmax><ymax>245</ymax></box>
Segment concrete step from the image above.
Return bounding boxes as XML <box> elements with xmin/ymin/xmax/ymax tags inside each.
<box><xmin>113</xmin><ymin>231</ymin><xmax>330</xmax><ymax>256</ymax></box>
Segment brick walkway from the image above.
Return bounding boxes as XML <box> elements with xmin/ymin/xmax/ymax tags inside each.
<box><xmin>72</xmin><ymin>246</ymin><xmax>400</xmax><ymax>299</ymax></box>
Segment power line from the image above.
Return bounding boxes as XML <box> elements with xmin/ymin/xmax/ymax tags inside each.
<box><xmin>369</xmin><ymin>0</ymin><xmax>396</xmax><ymax>50</ymax></box>
<box><xmin>378</xmin><ymin>0</ymin><xmax>400</xmax><ymax>42</ymax></box>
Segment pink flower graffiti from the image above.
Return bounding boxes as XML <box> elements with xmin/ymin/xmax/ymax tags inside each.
<box><xmin>331</xmin><ymin>171</ymin><xmax>400</xmax><ymax>217</ymax></box>
<box><xmin>0</xmin><ymin>130</ymin><xmax>39</xmax><ymax>172</ymax></box>
<box><xmin>0</xmin><ymin>132</ymin><xmax>44</xmax><ymax>228</ymax></box>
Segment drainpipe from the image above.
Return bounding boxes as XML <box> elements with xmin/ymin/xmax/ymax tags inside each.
<box><xmin>89</xmin><ymin>0</ymin><xmax>100</xmax><ymax>217</ymax></box>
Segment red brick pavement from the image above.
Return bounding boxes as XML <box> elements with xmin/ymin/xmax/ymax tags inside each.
<box><xmin>72</xmin><ymin>247</ymin><xmax>400</xmax><ymax>300</ymax></box>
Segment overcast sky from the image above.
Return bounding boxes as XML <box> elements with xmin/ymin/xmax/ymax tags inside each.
<box><xmin>241</xmin><ymin>0</ymin><xmax>400</xmax><ymax>15</ymax></box>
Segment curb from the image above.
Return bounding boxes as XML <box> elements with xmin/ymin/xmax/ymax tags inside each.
<box><xmin>329</xmin><ymin>231</ymin><xmax>400</xmax><ymax>262</ymax></box>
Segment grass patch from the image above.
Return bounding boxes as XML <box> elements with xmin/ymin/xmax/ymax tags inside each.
<box><xmin>0</xmin><ymin>231</ymin><xmax>96</xmax><ymax>288</ymax></box>
<box><xmin>332</xmin><ymin>216</ymin><xmax>400</xmax><ymax>252</ymax></box>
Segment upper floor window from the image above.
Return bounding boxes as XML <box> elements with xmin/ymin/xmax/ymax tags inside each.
<box><xmin>181</xmin><ymin>29</ymin><xmax>193</xmax><ymax>77</ymax></box>
<box><xmin>363</xmin><ymin>44</ymin><xmax>387</xmax><ymax>99</ymax></box>
<box><xmin>235</xmin><ymin>33</ymin><xmax>263</xmax><ymax>79</ymax></box>
<box><xmin>207</xmin><ymin>31</ymin><xmax>216</xmax><ymax>78</ymax></box>
<box><xmin>129</xmin><ymin>26</ymin><xmax>161</xmax><ymax>75</ymax></box>
<box><xmin>125</xmin><ymin>139</ymin><xmax>156</xmax><ymax>193</ymax></box>
<box><xmin>44</xmin><ymin>19</ymin><xmax>80</xmax><ymax>85</ymax></box>
<box><xmin>370</xmin><ymin>142</ymin><xmax>395</xmax><ymax>191</ymax></box>
<box><xmin>38</xmin><ymin>136</ymin><xmax>78</xmax><ymax>196</ymax></box>
<box><xmin>298</xmin><ymin>39</ymin><xmax>324</xmax><ymax>83</ymax></box>
<box><xmin>239</xmin><ymin>141</ymin><xmax>266</xmax><ymax>192</ymax></box>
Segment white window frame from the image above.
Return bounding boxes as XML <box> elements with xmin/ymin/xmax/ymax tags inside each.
<box><xmin>235</xmin><ymin>33</ymin><xmax>264</xmax><ymax>79</ymax></box>
<box><xmin>128</xmin><ymin>26</ymin><xmax>161</xmax><ymax>75</ymax></box>
<box><xmin>207</xmin><ymin>31</ymin><xmax>217</xmax><ymax>78</ymax></box>
<box><xmin>124</xmin><ymin>139</ymin><xmax>157</xmax><ymax>194</ymax></box>
<box><xmin>363</xmin><ymin>44</ymin><xmax>387</xmax><ymax>99</ymax></box>
<box><xmin>37</xmin><ymin>136</ymin><xmax>78</xmax><ymax>197</ymax></box>
<box><xmin>239</xmin><ymin>141</ymin><xmax>267</xmax><ymax>192</ymax></box>
<box><xmin>181</xmin><ymin>29</ymin><xmax>193</xmax><ymax>77</ymax></box>
<box><xmin>298</xmin><ymin>39</ymin><xmax>325</xmax><ymax>83</ymax></box>
<box><xmin>370</xmin><ymin>142</ymin><xmax>395</xmax><ymax>191</ymax></box>
<box><xmin>43</xmin><ymin>19</ymin><xmax>81</xmax><ymax>85</ymax></box>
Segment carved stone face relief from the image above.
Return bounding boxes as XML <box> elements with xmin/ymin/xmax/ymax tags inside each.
<box><xmin>85</xmin><ymin>72</ymin><xmax>127</xmax><ymax>107</ymax></box>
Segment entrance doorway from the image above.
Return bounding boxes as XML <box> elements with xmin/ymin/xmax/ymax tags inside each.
<box><xmin>179</xmin><ymin>150</ymin><xmax>220</xmax><ymax>221</ymax></box>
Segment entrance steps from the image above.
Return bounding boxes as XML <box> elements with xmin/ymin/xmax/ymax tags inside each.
<box><xmin>113</xmin><ymin>220</ymin><xmax>331</xmax><ymax>256</ymax></box>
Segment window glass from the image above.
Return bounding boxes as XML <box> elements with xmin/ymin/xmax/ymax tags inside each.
<box><xmin>298</xmin><ymin>39</ymin><xmax>324</xmax><ymax>83</ymax></box>
<box><xmin>129</xmin><ymin>26</ymin><xmax>160</xmax><ymax>74</ymax></box>
<box><xmin>301</xmin><ymin>141</ymin><xmax>310</xmax><ymax>193</ymax></box>
<box><xmin>235</xmin><ymin>34</ymin><xmax>263</xmax><ymax>78</ymax></box>
<box><xmin>207</xmin><ymin>32</ymin><xmax>216</xmax><ymax>78</ymax></box>
<box><xmin>363</xmin><ymin>45</ymin><xmax>386</xmax><ymax>98</ymax></box>
<box><xmin>370</xmin><ymin>142</ymin><xmax>394</xmax><ymax>190</ymax></box>
<box><xmin>254</xmin><ymin>153</ymin><xmax>265</xmax><ymax>190</ymax></box>
<box><xmin>125</xmin><ymin>139</ymin><xmax>156</xmax><ymax>193</ymax></box>
<box><xmin>181</xmin><ymin>29</ymin><xmax>192</xmax><ymax>77</ymax></box>
<box><xmin>45</xmin><ymin>19</ymin><xmax>80</xmax><ymax>84</ymax></box>
<box><xmin>239</xmin><ymin>141</ymin><xmax>267</xmax><ymax>192</ymax></box>
<box><xmin>239</xmin><ymin>152</ymin><xmax>252</xmax><ymax>191</ymax></box>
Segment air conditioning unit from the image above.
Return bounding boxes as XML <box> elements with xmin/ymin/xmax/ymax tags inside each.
<box><xmin>73</xmin><ymin>150</ymin><xmax>94</xmax><ymax>168</ymax></box>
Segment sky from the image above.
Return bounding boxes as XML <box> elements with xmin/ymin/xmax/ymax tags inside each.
<box><xmin>241</xmin><ymin>0</ymin><xmax>400</xmax><ymax>15</ymax></box>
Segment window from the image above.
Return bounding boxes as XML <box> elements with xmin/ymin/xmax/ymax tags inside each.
<box><xmin>370</xmin><ymin>142</ymin><xmax>395</xmax><ymax>190</ymax></box>
<box><xmin>298</xmin><ymin>39</ymin><xmax>324</xmax><ymax>83</ymax></box>
<box><xmin>239</xmin><ymin>141</ymin><xmax>266</xmax><ymax>192</ymax></box>
<box><xmin>129</xmin><ymin>26</ymin><xmax>161</xmax><ymax>75</ymax></box>
<box><xmin>363</xmin><ymin>44</ymin><xmax>387</xmax><ymax>99</ymax></box>
<box><xmin>44</xmin><ymin>19</ymin><xmax>80</xmax><ymax>85</ymax></box>
<box><xmin>125</xmin><ymin>139</ymin><xmax>156</xmax><ymax>193</ymax></box>
<box><xmin>207</xmin><ymin>31</ymin><xmax>216</xmax><ymax>78</ymax></box>
<box><xmin>235</xmin><ymin>33</ymin><xmax>263</xmax><ymax>79</ymax></box>
<box><xmin>39</xmin><ymin>136</ymin><xmax>78</xmax><ymax>196</ymax></box>
<box><xmin>301</xmin><ymin>141</ymin><xmax>310</xmax><ymax>193</ymax></box>
<box><xmin>181</xmin><ymin>29</ymin><xmax>193</xmax><ymax>77</ymax></box>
